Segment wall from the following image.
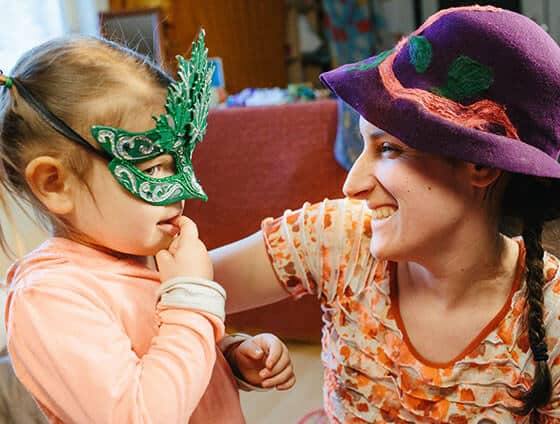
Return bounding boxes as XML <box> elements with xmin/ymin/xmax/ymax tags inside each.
<box><xmin>523</xmin><ymin>0</ymin><xmax>560</xmax><ymax>42</ymax></box>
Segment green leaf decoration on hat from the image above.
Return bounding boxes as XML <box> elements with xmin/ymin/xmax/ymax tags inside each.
<box><xmin>409</xmin><ymin>36</ymin><xmax>432</xmax><ymax>73</ymax></box>
<box><xmin>345</xmin><ymin>49</ymin><xmax>395</xmax><ymax>72</ymax></box>
<box><xmin>430</xmin><ymin>55</ymin><xmax>494</xmax><ymax>101</ymax></box>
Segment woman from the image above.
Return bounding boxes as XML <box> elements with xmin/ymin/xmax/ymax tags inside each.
<box><xmin>212</xmin><ymin>6</ymin><xmax>560</xmax><ymax>422</ymax></box>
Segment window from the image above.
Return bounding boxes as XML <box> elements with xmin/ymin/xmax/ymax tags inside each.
<box><xmin>0</xmin><ymin>0</ymin><xmax>65</xmax><ymax>72</ymax></box>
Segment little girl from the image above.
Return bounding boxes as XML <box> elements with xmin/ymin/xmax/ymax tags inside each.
<box><xmin>0</xmin><ymin>32</ymin><xmax>294</xmax><ymax>423</ymax></box>
<box><xmin>212</xmin><ymin>6</ymin><xmax>560</xmax><ymax>422</ymax></box>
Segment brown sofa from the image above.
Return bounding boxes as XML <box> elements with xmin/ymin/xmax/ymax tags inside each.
<box><xmin>187</xmin><ymin>99</ymin><xmax>346</xmax><ymax>341</ymax></box>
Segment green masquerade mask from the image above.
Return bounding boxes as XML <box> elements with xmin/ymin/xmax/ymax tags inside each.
<box><xmin>91</xmin><ymin>30</ymin><xmax>214</xmax><ymax>206</ymax></box>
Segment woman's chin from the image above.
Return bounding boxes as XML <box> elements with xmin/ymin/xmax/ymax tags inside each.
<box><xmin>369</xmin><ymin>239</ymin><xmax>400</xmax><ymax>262</ymax></box>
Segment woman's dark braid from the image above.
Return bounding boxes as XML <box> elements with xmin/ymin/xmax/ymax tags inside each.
<box><xmin>516</xmin><ymin>216</ymin><xmax>552</xmax><ymax>417</ymax></box>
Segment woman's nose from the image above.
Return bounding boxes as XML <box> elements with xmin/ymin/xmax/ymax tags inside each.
<box><xmin>343</xmin><ymin>155</ymin><xmax>375</xmax><ymax>199</ymax></box>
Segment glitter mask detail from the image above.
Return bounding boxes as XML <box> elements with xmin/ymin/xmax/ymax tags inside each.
<box><xmin>91</xmin><ymin>30</ymin><xmax>214</xmax><ymax>206</ymax></box>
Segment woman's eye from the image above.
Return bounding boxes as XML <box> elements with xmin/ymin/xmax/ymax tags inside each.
<box><xmin>380</xmin><ymin>142</ymin><xmax>400</xmax><ymax>154</ymax></box>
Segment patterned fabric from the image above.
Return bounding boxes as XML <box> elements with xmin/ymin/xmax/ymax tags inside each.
<box><xmin>262</xmin><ymin>198</ymin><xmax>560</xmax><ymax>423</ymax></box>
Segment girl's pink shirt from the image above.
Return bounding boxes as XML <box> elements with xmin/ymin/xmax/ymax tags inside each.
<box><xmin>4</xmin><ymin>237</ymin><xmax>245</xmax><ymax>423</ymax></box>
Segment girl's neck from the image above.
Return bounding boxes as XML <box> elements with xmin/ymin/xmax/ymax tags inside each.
<box><xmin>52</xmin><ymin>230</ymin><xmax>154</xmax><ymax>268</ymax></box>
<box><xmin>398</xmin><ymin>231</ymin><xmax>520</xmax><ymax>308</ymax></box>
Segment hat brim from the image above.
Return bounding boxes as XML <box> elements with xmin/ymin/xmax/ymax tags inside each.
<box><xmin>320</xmin><ymin>58</ymin><xmax>560</xmax><ymax>178</ymax></box>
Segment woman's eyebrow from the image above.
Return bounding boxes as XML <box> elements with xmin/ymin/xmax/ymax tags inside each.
<box><xmin>366</xmin><ymin>132</ymin><xmax>387</xmax><ymax>142</ymax></box>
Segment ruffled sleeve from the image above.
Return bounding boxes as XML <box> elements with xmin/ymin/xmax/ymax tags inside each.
<box><xmin>261</xmin><ymin>198</ymin><xmax>376</xmax><ymax>304</ymax></box>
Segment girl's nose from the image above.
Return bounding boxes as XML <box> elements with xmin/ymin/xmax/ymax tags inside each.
<box><xmin>343</xmin><ymin>154</ymin><xmax>375</xmax><ymax>199</ymax></box>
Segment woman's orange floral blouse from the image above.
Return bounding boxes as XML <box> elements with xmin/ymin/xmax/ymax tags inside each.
<box><xmin>262</xmin><ymin>198</ymin><xmax>560</xmax><ymax>423</ymax></box>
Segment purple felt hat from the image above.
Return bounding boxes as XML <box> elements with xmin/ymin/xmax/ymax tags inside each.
<box><xmin>320</xmin><ymin>6</ymin><xmax>560</xmax><ymax>178</ymax></box>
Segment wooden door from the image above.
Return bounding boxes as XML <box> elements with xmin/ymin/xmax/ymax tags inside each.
<box><xmin>166</xmin><ymin>1</ymin><xmax>287</xmax><ymax>93</ymax></box>
<box><xmin>109</xmin><ymin>0</ymin><xmax>287</xmax><ymax>93</ymax></box>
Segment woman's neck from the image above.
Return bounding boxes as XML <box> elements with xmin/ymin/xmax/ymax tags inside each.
<box><xmin>398</xmin><ymin>231</ymin><xmax>520</xmax><ymax>309</ymax></box>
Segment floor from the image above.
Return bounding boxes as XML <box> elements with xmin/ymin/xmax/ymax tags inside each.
<box><xmin>239</xmin><ymin>342</ymin><xmax>324</xmax><ymax>424</ymax></box>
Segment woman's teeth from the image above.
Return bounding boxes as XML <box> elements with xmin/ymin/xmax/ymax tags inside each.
<box><xmin>372</xmin><ymin>206</ymin><xmax>396</xmax><ymax>220</ymax></box>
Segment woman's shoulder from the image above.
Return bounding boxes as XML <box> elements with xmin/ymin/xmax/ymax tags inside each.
<box><xmin>542</xmin><ymin>251</ymin><xmax>560</xmax><ymax>310</ymax></box>
<box><xmin>543</xmin><ymin>251</ymin><xmax>560</xmax><ymax>281</ymax></box>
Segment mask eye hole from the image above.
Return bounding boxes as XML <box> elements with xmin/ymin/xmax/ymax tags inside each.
<box><xmin>136</xmin><ymin>154</ymin><xmax>176</xmax><ymax>178</ymax></box>
<box><xmin>142</xmin><ymin>165</ymin><xmax>162</xmax><ymax>177</ymax></box>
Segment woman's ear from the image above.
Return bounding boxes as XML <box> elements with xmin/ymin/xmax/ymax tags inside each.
<box><xmin>25</xmin><ymin>156</ymin><xmax>75</xmax><ymax>215</ymax></box>
<box><xmin>467</xmin><ymin>163</ymin><xmax>502</xmax><ymax>188</ymax></box>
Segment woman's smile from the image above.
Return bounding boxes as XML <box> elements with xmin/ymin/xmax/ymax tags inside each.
<box><xmin>371</xmin><ymin>205</ymin><xmax>397</xmax><ymax>221</ymax></box>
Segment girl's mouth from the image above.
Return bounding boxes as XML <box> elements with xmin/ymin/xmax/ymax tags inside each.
<box><xmin>157</xmin><ymin>217</ymin><xmax>181</xmax><ymax>236</ymax></box>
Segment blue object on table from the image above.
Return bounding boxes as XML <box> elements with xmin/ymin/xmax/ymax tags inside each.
<box><xmin>226</xmin><ymin>88</ymin><xmax>254</xmax><ymax>107</ymax></box>
<box><xmin>209</xmin><ymin>57</ymin><xmax>225</xmax><ymax>88</ymax></box>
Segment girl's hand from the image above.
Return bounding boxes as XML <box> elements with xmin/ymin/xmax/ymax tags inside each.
<box><xmin>155</xmin><ymin>216</ymin><xmax>213</xmax><ymax>282</ymax></box>
<box><xmin>232</xmin><ymin>333</ymin><xmax>295</xmax><ymax>390</ymax></box>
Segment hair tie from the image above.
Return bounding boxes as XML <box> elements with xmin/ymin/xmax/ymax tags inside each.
<box><xmin>0</xmin><ymin>74</ymin><xmax>13</xmax><ymax>89</ymax></box>
<box><xmin>533</xmin><ymin>342</ymin><xmax>549</xmax><ymax>362</ymax></box>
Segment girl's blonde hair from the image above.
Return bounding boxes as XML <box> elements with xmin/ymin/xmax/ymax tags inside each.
<box><xmin>0</xmin><ymin>35</ymin><xmax>171</xmax><ymax>256</ymax></box>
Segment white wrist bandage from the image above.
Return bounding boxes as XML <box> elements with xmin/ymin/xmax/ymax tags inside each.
<box><xmin>157</xmin><ymin>277</ymin><xmax>227</xmax><ymax>321</ymax></box>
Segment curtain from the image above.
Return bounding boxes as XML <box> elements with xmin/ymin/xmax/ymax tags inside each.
<box><xmin>322</xmin><ymin>0</ymin><xmax>376</xmax><ymax>170</ymax></box>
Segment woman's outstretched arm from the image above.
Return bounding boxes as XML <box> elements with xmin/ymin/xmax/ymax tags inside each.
<box><xmin>211</xmin><ymin>231</ymin><xmax>290</xmax><ymax>314</ymax></box>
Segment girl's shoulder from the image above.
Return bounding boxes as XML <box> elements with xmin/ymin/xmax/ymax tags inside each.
<box><xmin>5</xmin><ymin>237</ymin><xmax>142</xmax><ymax>292</ymax></box>
<box><xmin>4</xmin><ymin>240</ymin><xmax>112</xmax><ymax>335</ymax></box>
<box><xmin>6</xmin><ymin>238</ymin><xmax>77</xmax><ymax>288</ymax></box>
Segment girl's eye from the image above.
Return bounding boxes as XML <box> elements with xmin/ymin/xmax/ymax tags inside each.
<box><xmin>137</xmin><ymin>155</ymin><xmax>176</xmax><ymax>177</ymax></box>
<box><xmin>142</xmin><ymin>164</ymin><xmax>161</xmax><ymax>176</ymax></box>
